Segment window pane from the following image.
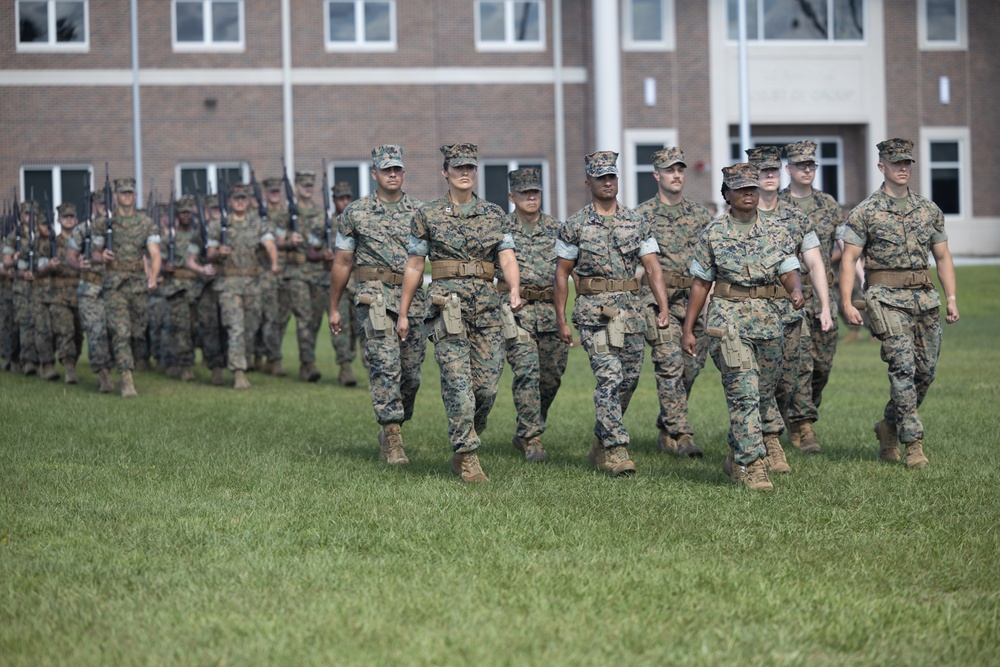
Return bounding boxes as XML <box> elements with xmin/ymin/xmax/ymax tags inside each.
<box><xmin>217</xmin><ymin>167</ymin><xmax>242</xmax><ymax>194</ymax></box>
<box><xmin>365</xmin><ymin>2</ymin><xmax>391</xmax><ymax>42</ymax></box>
<box><xmin>833</xmin><ymin>0</ymin><xmax>863</xmax><ymax>39</ymax></box>
<box><xmin>479</xmin><ymin>2</ymin><xmax>505</xmax><ymax>41</ymax></box>
<box><xmin>931</xmin><ymin>167</ymin><xmax>959</xmax><ymax>214</ymax></box>
<box><xmin>930</xmin><ymin>141</ymin><xmax>959</xmax><ymax>163</ymax></box>
<box><xmin>636</xmin><ymin>144</ymin><xmax>665</xmax><ymax>166</ymax></box>
<box><xmin>727</xmin><ymin>0</ymin><xmax>759</xmax><ymax>40</ymax></box>
<box><xmin>55</xmin><ymin>1</ymin><xmax>85</xmax><ymax>43</ymax></box>
<box><xmin>821</xmin><ymin>141</ymin><xmax>838</xmax><ymax>158</ymax></box>
<box><xmin>632</xmin><ymin>0</ymin><xmax>663</xmax><ymax>41</ymax></box>
<box><xmin>636</xmin><ymin>172</ymin><xmax>659</xmax><ymax>203</ymax></box>
<box><xmin>176</xmin><ymin>2</ymin><xmax>204</xmax><ymax>42</ymax></box>
<box><xmin>61</xmin><ymin>169</ymin><xmax>90</xmax><ymax>209</ymax></box>
<box><xmin>24</xmin><ymin>170</ymin><xmax>54</xmax><ymax>214</ymax></box>
<box><xmin>181</xmin><ymin>168</ymin><xmax>209</xmax><ymax>196</ymax></box>
<box><xmin>19</xmin><ymin>1</ymin><xmax>49</xmax><ymax>43</ymax></box>
<box><xmin>820</xmin><ymin>164</ymin><xmax>838</xmax><ymax>199</ymax></box>
<box><xmin>332</xmin><ymin>168</ymin><xmax>361</xmax><ymax>204</ymax></box>
<box><xmin>328</xmin><ymin>2</ymin><xmax>356</xmax><ymax>41</ymax></box>
<box><xmin>926</xmin><ymin>0</ymin><xmax>957</xmax><ymax>41</ymax></box>
<box><xmin>212</xmin><ymin>1</ymin><xmax>240</xmax><ymax>42</ymax></box>
<box><xmin>483</xmin><ymin>165</ymin><xmax>510</xmax><ymax>211</ymax></box>
<box><xmin>763</xmin><ymin>0</ymin><xmax>827</xmax><ymax>40</ymax></box>
<box><xmin>513</xmin><ymin>2</ymin><xmax>540</xmax><ymax>42</ymax></box>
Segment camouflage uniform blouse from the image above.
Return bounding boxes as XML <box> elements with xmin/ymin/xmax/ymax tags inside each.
<box><xmin>206</xmin><ymin>213</ymin><xmax>274</xmax><ymax>295</ymax></box>
<box><xmin>844</xmin><ymin>187</ymin><xmax>946</xmax><ymax>313</ymax></box>
<box><xmin>101</xmin><ymin>211</ymin><xmax>159</xmax><ymax>293</ymax></box>
<box><xmin>36</xmin><ymin>234</ymin><xmax>78</xmax><ymax>306</ymax></box>
<box><xmin>160</xmin><ymin>226</ymin><xmax>200</xmax><ymax>299</ymax></box>
<box><xmin>67</xmin><ymin>218</ymin><xmax>107</xmax><ymax>298</ymax></box>
<box><xmin>507</xmin><ymin>211</ymin><xmax>561</xmax><ymax>334</ymax></box>
<box><xmin>758</xmin><ymin>200</ymin><xmax>818</xmax><ymax>326</ymax></box>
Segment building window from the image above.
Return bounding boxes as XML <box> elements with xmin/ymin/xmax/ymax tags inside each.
<box><xmin>918</xmin><ymin>0</ymin><xmax>966</xmax><ymax>50</ymax></box>
<box><xmin>623</xmin><ymin>0</ymin><xmax>674</xmax><ymax>51</ymax></box>
<box><xmin>927</xmin><ymin>141</ymin><xmax>961</xmax><ymax>216</ymax></box>
<box><xmin>727</xmin><ymin>0</ymin><xmax>864</xmax><ymax>42</ymax></box>
<box><xmin>327</xmin><ymin>162</ymin><xmax>375</xmax><ymax>209</ymax></box>
<box><xmin>178</xmin><ymin>164</ymin><xmax>246</xmax><ymax>198</ymax></box>
<box><xmin>21</xmin><ymin>166</ymin><xmax>92</xmax><ymax>233</ymax></box>
<box><xmin>622</xmin><ymin>130</ymin><xmax>678</xmax><ymax>208</ymax></box>
<box><xmin>173</xmin><ymin>0</ymin><xmax>244</xmax><ymax>51</ymax></box>
<box><xmin>729</xmin><ymin>136</ymin><xmax>844</xmax><ymax>202</ymax></box>
<box><xmin>480</xmin><ymin>160</ymin><xmax>546</xmax><ymax>213</ymax></box>
<box><xmin>325</xmin><ymin>0</ymin><xmax>396</xmax><ymax>51</ymax></box>
<box><xmin>16</xmin><ymin>0</ymin><xmax>88</xmax><ymax>52</ymax></box>
<box><xmin>476</xmin><ymin>0</ymin><xmax>545</xmax><ymax>51</ymax></box>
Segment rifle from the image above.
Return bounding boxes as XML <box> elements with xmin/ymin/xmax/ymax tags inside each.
<box><xmin>167</xmin><ymin>180</ymin><xmax>176</xmax><ymax>266</ymax></box>
<box><xmin>193</xmin><ymin>173</ymin><xmax>208</xmax><ymax>260</ymax></box>
<box><xmin>217</xmin><ymin>182</ymin><xmax>228</xmax><ymax>247</ymax></box>
<box><xmin>81</xmin><ymin>173</ymin><xmax>93</xmax><ymax>262</ymax></box>
<box><xmin>145</xmin><ymin>178</ymin><xmax>154</xmax><ymax>214</ymax></box>
<box><xmin>44</xmin><ymin>192</ymin><xmax>56</xmax><ymax>258</ymax></box>
<box><xmin>27</xmin><ymin>188</ymin><xmax>36</xmax><ymax>275</ymax></box>
<box><xmin>103</xmin><ymin>163</ymin><xmax>114</xmax><ymax>253</ymax></box>
<box><xmin>13</xmin><ymin>192</ymin><xmax>22</xmax><ymax>259</ymax></box>
<box><xmin>321</xmin><ymin>159</ymin><xmax>332</xmax><ymax>251</ymax></box>
<box><xmin>281</xmin><ymin>157</ymin><xmax>299</xmax><ymax>235</ymax></box>
<box><xmin>249</xmin><ymin>165</ymin><xmax>268</xmax><ymax>227</ymax></box>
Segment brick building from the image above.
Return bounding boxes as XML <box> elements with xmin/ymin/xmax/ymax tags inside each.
<box><xmin>2</xmin><ymin>0</ymin><xmax>997</xmax><ymax>253</ymax></box>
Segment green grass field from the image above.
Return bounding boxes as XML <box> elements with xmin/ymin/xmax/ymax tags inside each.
<box><xmin>2</xmin><ymin>265</ymin><xmax>998</xmax><ymax>666</ymax></box>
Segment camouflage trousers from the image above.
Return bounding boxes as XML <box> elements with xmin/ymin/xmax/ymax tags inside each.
<box><xmin>218</xmin><ymin>290</ymin><xmax>260</xmax><ymax>372</ymax></box>
<box><xmin>196</xmin><ymin>284</ymin><xmax>225</xmax><ymax>370</ymax></box>
<box><xmin>278</xmin><ymin>278</ymin><xmax>315</xmax><ymax>364</ymax></box>
<box><xmin>711</xmin><ymin>335</ymin><xmax>782</xmax><ymax>466</ymax></box>
<box><xmin>106</xmin><ymin>279</ymin><xmax>149</xmax><ymax>372</ymax></box>
<box><xmin>580</xmin><ymin>328</ymin><xmax>645</xmax><ymax>449</ymax></box>
<box><xmin>505</xmin><ymin>330</ymin><xmax>568</xmax><ymax>440</ymax></box>
<box><xmin>648</xmin><ymin>308</ymin><xmax>705</xmax><ymax>436</ymax></box>
<box><xmin>35</xmin><ymin>300</ymin><xmax>81</xmax><ymax>366</ymax></box>
<box><xmin>878</xmin><ymin>307</ymin><xmax>942</xmax><ymax>444</ymax></box>
<box><xmin>167</xmin><ymin>290</ymin><xmax>197</xmax><ymax>367</ymax></box>
<box><xmin>1</xmin><ymin>285</ymin><xmax>17</xmax><ymax>363</ymax></box>
<box><xmin>433</xmin><ymin>326</ymin><xmax>505</xmax><ymax>453</ymax></box>
<box><xmin>147</xmin><ymin>292</ymin><xmax>169</xmax><ymax>367</ymax></box>
<box><xmin>771</xmin><ymin>319</ymin><xmax>802</xmax><ymax>433</ymax></box>
<box><xmin>329</xmin><ymin>298</ymin><xmax>359</xmax><ymax>365</ymax></box>
<box><xmin>13</xmin><ymin>287</ymin><xmax>37</xmax><ymax>365</ymax></box>
<box><xmin>79</xmin><ymin>292</ymin><xmax>112</xmax><ymax>371</ymax></box>
<box><xmin>253</xmin><ymin>272</ymin><xmax>281</xmax><ymax>362</ymax></box>
<box><xmin>784</xmin><ymin>306</ymin><xmax>840</xmax><ymax>424</ymax></box>
<box><xmin>360</xmin><ymin>305</ymin><xmax>426</xmax><ymax>425</ymax></box>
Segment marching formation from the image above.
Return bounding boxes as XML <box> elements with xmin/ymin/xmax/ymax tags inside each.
<box><xmin>0</xmin><ymin>138</ymin><xmax>960</xmax><ymax>490</ymax></box>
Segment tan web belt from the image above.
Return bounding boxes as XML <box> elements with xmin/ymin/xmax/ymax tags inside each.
<box><xmin>81</xmin><ymin>271</ymin><xmax>102</xmax><ymax>284</ymax></box>
<box><xmin>662</xmin><ymin>272</ymin><xmax>693</xmax><ymax>289</ymax></box>
<box><xmin>106</xmin><ymin>260</ymin><xmax>144</xmax><ymax>273</ymax></box>
<box><xmin>51</xmin><ymin>277</ymin><xmax>78</xmax><ymax>288</ymax></box>
<box><xmin>575</xmin><ymin>276</ymin><xmax>639</xmax><ymax>296</ymax></box>
<box><xmin>171</xmin><ymin>268</ymin><xmax>198</xmax><ymax>280</ymax></box>
<box><xmin>431</xmin><ymin>260</ymin><xmax>495</xmax><ymax>281</ymax></box>
<box><xmin>354</xmin><ymin>265</ymin><xmax>404</xmax><ymax>285</ymax></box>
<box><xmin>713</xmin><ymin>280</ymin><xmax>780</xmax><ymax>300</ymax></box>
<box><xmin>497</xmin><ymin>280</ymin><xmax>554</xmax><ymax>302</ymax></box>
<box><xmin>285</xmin><ymin>251</ymin><xmax>306</xmax><ymax>264</ymax></box>
<box><xmin>866</xmin><ymin>269</ymin><xmax>932</xmax><ymax>289</ymax></box>
<box><xmin>219</xmin><ymin>267</ymin><xmax>260</xmax><ymax>278</ymax></box>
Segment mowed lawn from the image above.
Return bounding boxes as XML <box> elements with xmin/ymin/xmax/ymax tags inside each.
<box><xmin>1</xmin><ymin>265</ymin><xmax>998</xmax><ymax>666</ymax></box>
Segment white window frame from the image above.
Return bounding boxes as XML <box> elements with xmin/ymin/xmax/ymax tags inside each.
<box><xmin>323</xmin><ymin>0</ymin><xmax>397</xmax><ymax>52</ymax></box>
<box><xmin>479</xmin><ymin>159</ymin><xmax>549</xmax><ymax>213</ymax></box>
<box><xmin>328</xmin><ymin>161</ymin><xmax>374</xmax><ymax>210</ymax></box>
<box><xmin>920</xmin><ymin>127</ymin><xmax>971</xmax><ymax>221</ymax></box>
<box><xmin>475</xmin><ymin>0</ymin><xmax>546</xmax><ymax>52</ymax></box>
<box><xmin>622</xmin><ymin>0</ymin><xmax>675</xmax><ymax>51</ymax></box>
<box><xmin>727</xmin><ymin>135</ymin><xmax>845</xmax><ymax>204</ymax></box>
<box><xmin>171</xmin><ymin>0</ymin><xmax>245</xmax><ymax>53</ymax></box>
<box><xmin>20</xmin><ymin>164</ymin><xmax>94</xmax><ymax>235</ymax></box>
<box><xmin>725</xmin><ymin>0</ymin><xmax>867</xmax><ymax>44</ymax></box>
<box><xmin>623</xmin><ymin>129</ymin><xmax>679</xmax><ymax>209</ymax></box>
<box><xmin>176</xmin><ymin>163</ymin><xmax>248</xmax><ymax>197</ymax></box>
<box><xmin>917</xmin><ymin>0</ymin><xmax>967</xmax><ymax>50</ymax></box>
<box><xmin>15</xmin><ymin>0</ymin><xmax>89</xmax><ymax>53</ymax></box>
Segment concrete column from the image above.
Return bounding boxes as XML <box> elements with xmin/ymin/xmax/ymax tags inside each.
<box><xmin>592</xmin><ymin>0</ymin><xmax>622</xmax><ymax>153</ymax></box>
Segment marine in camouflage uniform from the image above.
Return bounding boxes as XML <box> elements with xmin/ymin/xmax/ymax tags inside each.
<box><xmin>682</xmin><ymin>163</ymin><xmax>804</xmax><ymax>492</ymax></box>
<box><xmin>33</xmin><ymin>203</ymin><xmax>83</xmax><ymax>383</ymax></box>
<box><xmin>205</xmin><ymin>183</ymin><xmax>279</xmax><ymax>390</ymax></box>
<box><xmin>277</xmin><ymin>171</ymin><xmax>320</xmax><ymax>382</ymax></box>
<box><xmin>66</xmin><ymin>194</ymin><xmax>115</xmax><ymax>392</ymax></box>
<box><xmin>554</xmin><ymin>151</ymin><xmax>671</xmax><ymax>477</ymax></box>
<box><xmin>252</xmin><ymin>177</ymin><xmax>286</xmax><ymax>372</ymax></box>
<box><xmin>146</xmin><ymin>204</ymin><xmax>170</xmax><ymax>373</ymax></box>
<box><xmin>840</xmin><ymin>138</ymin><xmax>960</xmax><ymax>469</ymax></box>
<box><xmin>100</xmin><ymin>177</ymin><xmax>161</xmax><ymax>397</ymax></box>
<box><xmin>634</xmin><ymin>147</ymin><xmax>712</xmax><ymax>458</ymax></box>
<box><xmin>2</xmin><ymin>202</ymin><xmax>40</xmax><ymax>374</ymax></box>
<box><xmin>330</xmin><ymin>145</ymin><xmax>427</xmax><ymax>464</ymax></box>
<box><xmin>194</xmin><ymin>194</ymin><xmax>227</xmax><ymax>385</ymax></box>
<box><xmin>160</xmin><ymin>196</ymin><xmax>205</xmax><ymax>381</ymax></box>
<box><xmin>779</xmin><ymin>140</ymin><xmax>845</xmax><ymax>451</ymax></box>
<box><xmin>501</xmin><ymin>167</ymin><xmax>567</xmax><ymax>463</ymax></box>
<box><xmin>0</xmin><ymin>241</ymin><xmax>14</xmax><ymax>372</ymax></box>
<box><xmin>398</xmin><ymin>143</ymin><xmax>522</xmax><ymax>483</ymax></box>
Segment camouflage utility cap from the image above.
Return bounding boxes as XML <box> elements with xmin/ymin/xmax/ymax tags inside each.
<box><xmin>114</xmin><ymin>178</ymin><xmax>136</xmax><ymax>193</ymax></box>
<box><xmin>372</xmin><ymin>144</ymin><xmax>404</xmax><ymax>169</ymax></box>
<box><xmin>784</xmin><ymin>140</ymin><xmax>818</xmax><ymax>163</ymax></box>
<box><xmin>229</xmin><ymin>183</ymin><xmax>250</xmax><ymax>198</ymax></box>
<box><xmin>262</xmin><ymin>177</ymin><xmax>283</xmax><ymax>192</ymax></box>
<box><xmin>878</xmin><ymin>138</ymin><xmax>914</xmax><ymax>162</ymax></box>
<box><xmin>723</xmin><ymin>163</ymin><xmax>760</xmax><ymax>189</ymax></box>
<box><xmin>745</xmin><ymin>146</ymin><xmax>782</xmax><ymax>170</ymax></box>
<box><xmin>176</xmin><ymin>196</ymin><xmax>196</xmax><ymax>212</ymax></box>
<box><xmin>204</xmin><ymin>194</ymin><xmax>220</xmax><ymax>208</ymax></box>
<box><xmin>295</xmin><ymin>171</ymin><xmax>316</xmax><ymax>186</ymax></box>
<box><xmin>508</xmin><ymin>167</ymin><xmax>542</xmax><ymax>192</ymax></box>
<box><xmin>58</xmin><ymin>202</ymin><xmax>77</xmax><ymax>216</ymax></box>
<box><xmin>19</xmin><ymin>199</ymin><xmax>38</xmax><ymax>211</ymax></box>
<box><xmin>585</xmin><ymin>151</ymin><xmax>619</xmax><ymax>178</ymax></box>
<box><xmin>441</xmin><ymin>143</ymin><xmax>478</xmax><ymax>167</ymax></box>
<box><xmin>651</xmin><ymin>146</ymin><xmax>686</xmax><ymax>169</ymax></box>
<box><xmin>333</xmin><ymin>181</ymin><xmax>353</xmax><ymax>198</ymax></box>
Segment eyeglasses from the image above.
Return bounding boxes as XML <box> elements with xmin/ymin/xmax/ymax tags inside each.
<box><xmin>793</xmin><ymin>162</ymin><xmax>817</xmax><ymax>171</ymax></box>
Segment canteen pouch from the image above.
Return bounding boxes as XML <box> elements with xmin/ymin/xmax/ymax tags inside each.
<box><xmin>707</xmin><ymin>325</ymin><xmax>758</xmax><ymax>372</ymax></box>
<box><xmin>591</xmin><ymin>328</ymin><xmax>610</xmax><ymax>354</ymax></box>
<box><xmin>501</xmin><ymin>303</ymin><xmax>532</xmax><ymax>344</ymax></box>
<box><xmin>358</xmin><ymin>293</ymin><xmax>388</xmax><ymax>338</ymax></box>
<box><xmin>601</xmin><ymin>305</ymin><xmax>625</xmax><ymax>349</ymax></box>
<box><xmin>644</xmin><ymin>304</ymin><xmax>674</xmax><ymax>344</ymax></box>
<box><xmin>428</xmin><ymin>293</ymin><xmax>466</xmax><ymax>343</ymax></box>
<box><xmin>865</xmin><ymin>294</ymin><xmax>910</xmax><ymax>338</ymax></box>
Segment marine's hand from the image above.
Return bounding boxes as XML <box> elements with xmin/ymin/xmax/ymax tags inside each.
<box><xmin>329</xmin><ymin>309</ymin><xmax>342</xmax><ymax>335</ymax></box>
<box><xmin>681</xmin><ymin>331</ymin><xmax>697</xmax><ymax>356</ymax></box>
<box><xmin>946</xmin><ymin>301</ymin><xmax>960</xmax><ymax>324</ymax></box>
<box><xmin>790</xmin><ymin>289</ymin><xmax>805</xmax><ymax>310</ymax></box>
<box><xmin>842</xmin><ymin>302</ymin><xmax>864</xmax><ymax>326</ymax></box>
<box><xmin>818</xmin><ymin>307</ymin><xmax>833</xmax><ymax>332</ymax></box>
<box><xmin>396</xmin><ymin>314</ymin><xmax>409</xmax><ymax>341</ymax></box>
<box><xmin>558</xmin><ymin>322</ymin><xmax>573</xmax><ymax>345</ymax></box>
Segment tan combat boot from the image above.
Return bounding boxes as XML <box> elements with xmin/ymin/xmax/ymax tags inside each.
<box><xmin>40</xmin><ymin>363</ymin><xmax>60</xmax><ymax>381</ymax></box>
<box><xmin>300</xmin><ymin>362</ymin><xmax>321</xmax><ymax>382</ymax></box>
<box><xmin>379</xmin><ymin>424</ymin><xmax>409</xmax><ymax>465</ymax></box>
<box><xmin>97</xmin><ymin>368</ymin><xmax>114</xmax><ymax>394</ymax></box>
<box><xmin>23</xmin><ymin>361</ymin><xmax>37</xmax><ymax>376</ymax></box>
<box><xmin>261</xmin><ymin>360</ymin><xmax>273</xmax><ymax>374</ymax></box>
<box><xmin>797</xmin><ymin>420</ymin><xmax>821</xmax><ymax>453</ymax></box>
<box><xmin>590</xmin><ymin>439</ymin><xmax>635</xmax><ymax>476</ymax></box>
<box><xmin>180</xmin><ymin>366</ymin><xmax>195</xmax><ymax>382</ymax></box>
<box><xmin>120</xmin><ymin>370</ymin><xmax>138</xmax><ymax>398</ymax></box>
<box><xmin>874</xmin><ymin>419</ymin><xmax>900</xmax><ymax>462</ymax></box>
<box><xmin>270</xmin><ymin>360</ymin><xmax>287</xmax><ymax>377</ymax></box>
<box><xmin>731</xmin><ymin>457</ymin><xmax>773</xmax><ymax>492</ymax></box>
<box><xmin>656</xmin><ymin>430</ymin><xmax>678</xmax><ymax>454</ymax></box>
<box><xmin>787</xmin><ymin>420</ymin><xmax>802</xmax><ymax>449</ymax></box>
<box><xmin>252</xmin><ymin>355</ymin><xmax>263</xmax><ymax>372</ymax></box>
<box><xmin>904</xmin><ymin>439</ymin><xmax>929</xmax><ymax>469</ymax></box>
<box><xmin>675</xmin><ymin>434</ymin><xmax>704</xmax><ymax>458</ymax></box>
<box><xmin>451</xmin><ymin>451</ymin><xmax>489</xmax><ymax>483</ymax></box>
<box><xmin>63</xmin><ymin>362</ymin><xmax>78</xmax><ymax>385</ymax></box>
<box><xmin>211</xmin><ymin>367</ymin><xmax>225</xmax><ymax>386</ymax></box>
<box><xmin>233</xmin><ymin>370</ymin><xmax>251</xmax><ymax>390</ymax></box>
<box><xmin>763</xmin><ymin>434</ymin><xmax>791</xmax><ymax>474</ymax></box>
<box><xmin>338</xmin><ymin>361</ymin><xmax>357</xmax><ymax>386</ymax></box>
<box><xmin>134</xmin><ymin>359</ymin><xmax>150</xmax><ymax>372</ymax></box>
